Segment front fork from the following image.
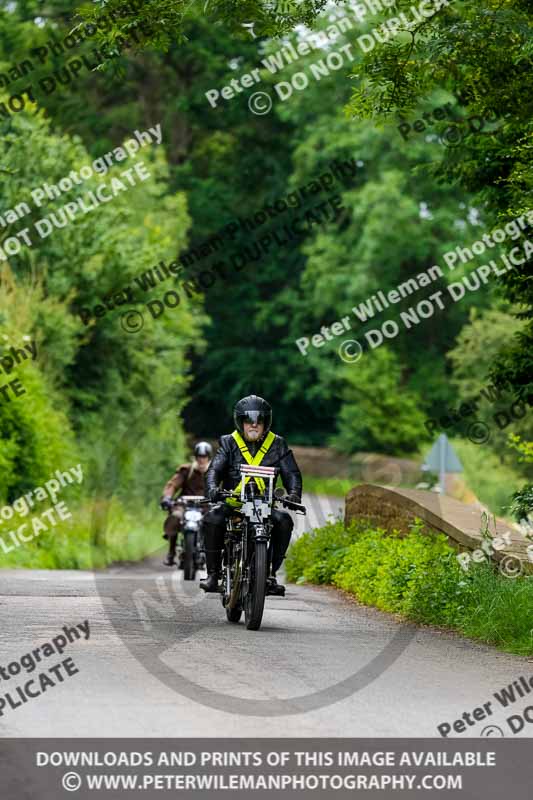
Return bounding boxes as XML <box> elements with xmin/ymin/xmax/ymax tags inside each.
<box><xmin>177</xmin><ymin>527</ymin><xmax>201</xmax><ymax>558</ymax></box>
<box><xmin>223</xmin><ymin>522</ymin><xmax>271</xmax><ymax>607</ymax></box>
<box><xmin>242</xmin><ymin>524</ymin><xmax>271</xmax><ymax>593</ymax></box>
<box><xmin>176</xmin><ymin>527</ymin><xmax>191</xmax><ymax>551</ymax></box>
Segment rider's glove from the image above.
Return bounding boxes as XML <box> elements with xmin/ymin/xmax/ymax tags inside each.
<box><xmin>207</xmin><ymin>488</ymin><xmax>220</xmax><ymax>502</ymax></box>
<box><xmin>160</xmin><ymin>496</ymin><xmax>173</xmax><ymax>511</ymax></box>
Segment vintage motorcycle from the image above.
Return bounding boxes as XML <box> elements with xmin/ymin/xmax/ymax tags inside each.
<box><xmin>171</xmin><ymin>495</ymin><xmax>207</xmax><ymax>580</ymax></box>
<box><xmin>216</xmin><ymin>464</ymin><xmax>306</xmax><ymax>631</ymax></box>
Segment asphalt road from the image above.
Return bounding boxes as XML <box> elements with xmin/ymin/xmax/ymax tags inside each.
<box><xmin>0</xmin><ymin>494</ymin><xmax>531</xmax><ymax>738</ymax></box>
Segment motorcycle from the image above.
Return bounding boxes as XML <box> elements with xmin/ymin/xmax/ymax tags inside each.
<box><xmin>171</xmin><ymin>495</ymin><xmax>208</xmax><ymax>580</ymax></box>
<box><xmin>216</xmin><ymin>465</ymin><xmax>306</xmax><ymax>631</ymax></box>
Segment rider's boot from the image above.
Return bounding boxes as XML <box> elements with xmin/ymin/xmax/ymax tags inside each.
<box><xmin>266</xmin><ymin>573</ymin><xmax>285</xmax><ymax>596</ymax></box>
<box><xmin>200</xmin><ymin>572</ymin><xmax>221</xmax><ymax>592</ymax></box>
<box><xmin>200</xmin><ymin>550</ymin><xmax>222</xmax><ymax>592</ymax></box>
<box><xmin>163</xmin><ymin>534</ymin><xmax>177</xmax><ymax>567</ymax></box>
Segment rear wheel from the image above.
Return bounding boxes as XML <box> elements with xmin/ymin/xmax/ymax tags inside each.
<box><xmin>244</xmin><ymin>541</ymin><xmax>268</xmax><ymax>631</ymax></box>
<box><xmin>183</xmin><ymin>532</ymin><xmax>196</xmax><ymax>580</ymax></box>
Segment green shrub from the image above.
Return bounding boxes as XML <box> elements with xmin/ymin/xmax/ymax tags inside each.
<box><xmin>301</xmin><ymin>476</ymin><xmax>357</xmax><ymax>497</ymax></box>
<box><xmin>287</xmin><ymin>519</ymin><xmax>533</xmax><ymax>656</ymax></box>
<box><xmin>451</xmin><ymin>439</ymin><xmax>527</xmax><ymax>517</ymax></box>
<box><xmin>0</xmin><ymin>358</ymin><xmax>79</xmax><ymax>504</ymax></box>
<box><xmin>456</xmin><ymin>566</ymin><xmax>533</xmax><ymax>655</ymax></box>
<box><xmin>285</xmin><ymin>520</ymin><xmax>361</xmax><ymax>585</ymax></box>
<box><xmin>0</xmin><ymin>497</ymin><xmax>161</xmax><ymax>570</ymax></box>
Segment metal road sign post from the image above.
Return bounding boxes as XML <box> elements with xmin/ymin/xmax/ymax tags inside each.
<box><xmin>423</xmin><ymin>433</ymin><xmax>463</xmax><ymax>495</ymax></box>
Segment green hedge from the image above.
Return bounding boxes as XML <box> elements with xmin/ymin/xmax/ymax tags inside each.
<box><xmin>0</xmin><ymin>497</ymin><xmax>161</xmax><ymax>570</ymax></box>
<box><xmin>286</xmin><ymin>521</ymin><xmax>533</xmax><ymax>656</ymax></box>
<box><xmin>301</xmin><ymin>476</ymin><xmax>359</xmax><ymax>498</ymax></box>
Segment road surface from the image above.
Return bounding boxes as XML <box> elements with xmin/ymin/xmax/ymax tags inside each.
<box><xmin>0</xmin><ymin>494</ymin><xmax>530</xmax><ymax>738</ymax></box>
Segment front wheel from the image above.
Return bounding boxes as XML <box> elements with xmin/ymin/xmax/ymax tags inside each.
<box><xmin>183</xmin><ymin>531</ymin><xmax>196</xmax><ymax>580</ymax></box>
<box><xmin>226</xmin><ymin>606</ymin><xmax>242</xmax><ymax>623</ymax></box>
<box><xmin>244</xmin><ymin>540</ymin><xmax>268</xmax><ymax>631</ymax></box>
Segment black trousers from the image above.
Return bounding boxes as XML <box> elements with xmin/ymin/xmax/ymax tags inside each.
<box><xmin>202</xmin><ymin>505</ymin><xmax>294</xmax><ymax>576</ymax></box>
<box><xmin>162</xmin><ymin>509</ymin><xmax>183</xmax><ymax>556</ymax></box>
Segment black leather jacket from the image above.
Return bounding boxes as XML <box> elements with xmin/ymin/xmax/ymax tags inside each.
<box><xmin>206</xmin><ymin>432</ymin><xmax>302</xmax><ymax>500</ymax></box>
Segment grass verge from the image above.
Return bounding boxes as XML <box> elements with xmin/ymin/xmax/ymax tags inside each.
<box><xmin>303</xmin><ymin>475</ymin><xmax>358</xmax><ymax>497</ymax></box>
<box><xmin>0</xmin><ymin>497</ymin><xmax>161</xmax><ymax>569</ymax></box>
<box><xmin>451</xmin><ymin>438</ymin><xmax>526</xmax><ymax>517</ymax></box>
<box><xmin>286</xmin><ymin>519</ymin><xmax>533</xmax><ymax>656</ymax></box>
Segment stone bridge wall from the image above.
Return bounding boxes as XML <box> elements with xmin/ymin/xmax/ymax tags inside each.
<box><xmin>345</xmin><ymin>484</ymin><xmax>531</xmax><ymax>568</ymax></box>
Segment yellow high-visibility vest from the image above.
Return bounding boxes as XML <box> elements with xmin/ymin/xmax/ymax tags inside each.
<box><xmin>231</xmin><ymin>429</ymin><xmax>276</xmax><ymax>496</ymax></box>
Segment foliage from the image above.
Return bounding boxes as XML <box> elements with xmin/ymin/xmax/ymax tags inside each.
<box><xmin>331</xmin><ymin>348</ymin><xmax>430</xmax><ymax>454</ymax></box>
<box><xmin>447</xmin><ymin>308</ymin><xmax>524</xmax><ymax>400</ymax></box>
<box><xmin>285</xmin><ymin>518</ymin><xmax>361</xmax><ymax>585</ymax></box>
<box><xmin>2</xmin><ymin>2</ymin><xmax>521</xmax><ymax>457</ymax></box>
<box><xmin>287</xmin><ymin>519</ymin><xmax>533</xmax><ymax>655</ymax></box>
<box><xmin>344</xmin><ymin>0</ymin><xmax>533</xmax><ymax>403</ymax></box>
<box><xmin>451</xmin><ymin>438</ymin><xmax>528</xmax><ymax>517</ymax></box>
<box><xmin>509</xmin><ymin>484</ymin><xmax>533</xmax><ymax>527</ymax></box>
<box><xmin>78</xmin><ymin>0</ymin><xmax>329</xmax><ymax>55</ymax></box>
<box><xmin>507</xmin><ymin>434</ymin><xmax>533</xmax><ymax>525</ymax></box>
<box><xmin>0</xmin><ymin>93</ymin><xmax>204</xmax><ymax>540</ymax></box>
<box><xmin>509</xmin><ymin>433</ymin><xmax>533</xmax><ymax>464</ymax></box>
<box><xmin>444</xmin><ymin>307</ymin><xmax>532</xmax><ymax>467</ymax></box>
<box><xmin>301</xmin><ymin>475</ymin><xmax>357</xmax><ymax>497</ymax></box>
<box><xmin>0</xmin><ymin>496</ymin><xmax>161</xmax><ymax>569</ymax></box>
<box><xmin>0</xmin><ymin>272</ymin><xmax>78</xmax><ymax>501</ymax></box>
<box><xmin>0</xmin><ymin>0</ymin><xmax>532</xmax><ymax>566</ymax></box>
<box><xmin>175</xmin><ymin>9</ymin><xmax>487</xmax><ymax>446</ymax></box>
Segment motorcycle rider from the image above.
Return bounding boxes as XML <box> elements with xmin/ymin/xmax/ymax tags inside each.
<box><xmin>160</xmin><ymin>441</ymin><xmax>212</xmax><ymax>566</ymax></box>
<box><xmin>200</xmin><ymin>395</ymin><xmax>302</xmax><ymax>596</ymax></box>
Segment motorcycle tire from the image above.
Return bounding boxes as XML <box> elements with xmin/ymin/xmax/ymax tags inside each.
<box><xmin>244</xmin><ymin>540</ymin><xmax>267</xmax><ymax>631</ymax></box>
<box><xmin>183</xmin><ymin>531</ymin><xmax>196</xmax><ymax>581</ymax></box>
<box><xmin>226</xmin><ymin>605</ymin><xmax>242</xmax><ymax>624</ymax></box>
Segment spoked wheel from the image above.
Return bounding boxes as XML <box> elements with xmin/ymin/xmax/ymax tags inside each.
<box><xmin>244</xmin><ymin>541</ymin><xmax>268</xmax><ymax>631</ymax></box>
<box><xmin>183</xmin><ymin>532</ymin><xmax>196</xmax><ymax>581</ymax></box>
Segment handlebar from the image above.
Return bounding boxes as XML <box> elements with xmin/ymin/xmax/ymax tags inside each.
<box><xmin>213</xmin><ymin>490</ymin><xmax>306</xmax><ymax>515</ymax></box>
<box><xmin>167</xmin><ymin>496</ymin><xmax>211</xmax><ymax>509</ymax></box>
<box><xmin>280</xmin><ymin>496</ymin><xmax>306</xmax><ymax>514</ymax></box>
<box><xmin>163</xmin><ymin>491</ymin><xmax>306</xmax><ymax>515</ymax></box>
<box><xmin>214</xmin><ymin>490</ymin><xmax>237</xmax><ymax>501</ymax></box>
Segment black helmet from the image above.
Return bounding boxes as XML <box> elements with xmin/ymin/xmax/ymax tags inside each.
<box><xmin>233</xmin><ymin>395</ymin><xmax>272</xmax><ymax>435</ymax></box>
<box><xmin>194</xmin><ymin>441</ymin><xmax>212</xmax><ymax>458</ymax></box>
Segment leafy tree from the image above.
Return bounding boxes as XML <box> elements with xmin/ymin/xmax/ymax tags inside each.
<box><xmin>445</xmin><ymin>307</ymin><xmax>532</xmax><ymax>467</ymax></box>
<box><xmin>208</xmin><ymin>8</ymin><xmax>490</xmax><ymax>447</ymax></box>
<box><xmin>507</xmin><ymin>435</ymin><xmax>533</xmax><ymax>527</ymax></box>
<box><xmin>331</xmin><ymin>347</ymin><xmax>428</xmax><ymax>454</ymax></box>
<box><xmin>344</xmin><ymin>0</ymin><xmax>533</xmax><ymax>402</ymax></box>
<box><xmin>0</xmin><ymin>269</ymin><xmax>78</xmax><ymax>501</ymax></box>
<box><xmin>0</xmin><ymin>101</ymin><xmax>204</xmax><ymax>501</ymax></box>
<box><xmin>2</xmin><ymin>0</ymin><xmax>530</xmax><ymax>500</ymax></box>
<box><xmin>447</xmin><ymin>308</ymin><xmax>524</xmax><ymax>401</ymax></box>
<box><xmin>78</xmin><ymin>0</ymin><xmax>328</xmax><ymax>54</ymax></box>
